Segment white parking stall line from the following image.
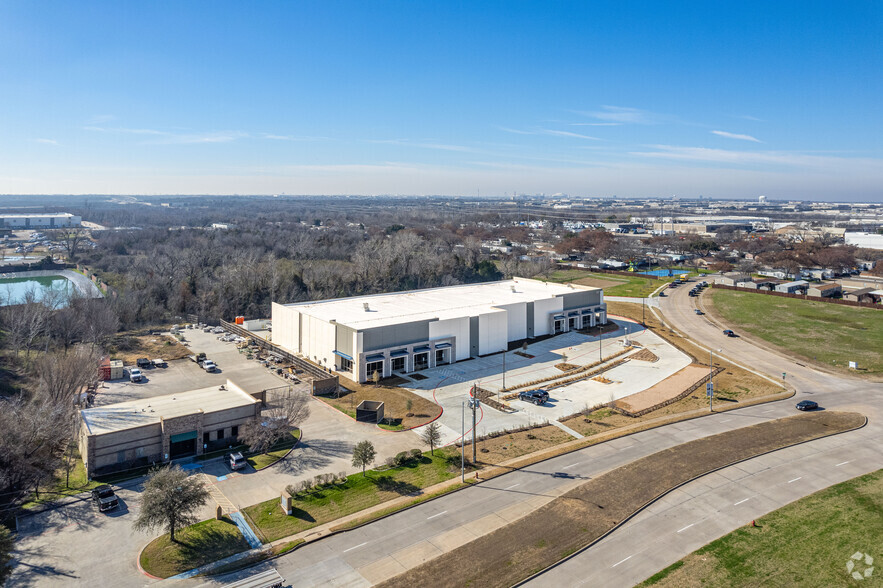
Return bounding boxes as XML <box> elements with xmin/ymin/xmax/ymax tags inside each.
<box><xmin>562</xmin><ymin>462</ymin><xmax>581</xmax><ymax>470</ymax></box>
<box><xmin>762</xmin><ymin>409</ymin><xmax>775</xmax><ymax>413</ymax></box>
<box><xmin>504</xmin><ymin>483</ymin><xmax>520</xmax><ymax>490</ymax></box>
<box><xmin>427</xmin><ymin>511</ymin><xmax>448</xmax><ymax>520</ymax></box>
<box><xmin>836</xmin><ymin>461</ymin><xmax>851</xmax><ymax>467</ymax></box>
<box><xmin>720</xmin><ymin>419</ymin><xmax>732</xmax><ymax>423</ymax></box>
<box><xmin>343</xmin><ymin>542</ymin><xmax>368</xmax><ymax>553</ymax></box>
<box><xmin>788</xmin><ymin>477</ymin><xmax>802</xmax><ymax>484</ymax></box>
<box><xmin>734</xmin><ymin>498</ymin><xmax>750</xmax><ymax>506</ymax></box>
<box><xmin>677</xmin><ymin>523</ymin><xmax>695</xmax><ymax>533</ymax></box>
<box><xmin>612</xmin><ymin>555</ymin><xmax>633</xmax><ymax>568</ymax></box>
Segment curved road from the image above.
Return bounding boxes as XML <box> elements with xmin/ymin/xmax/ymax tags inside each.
<box><xmin>179</xmin><ymin>281</ymin><xmax>880</xmax><ymax>588</ymax></box>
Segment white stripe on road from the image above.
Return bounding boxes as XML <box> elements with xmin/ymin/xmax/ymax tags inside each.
<box><xmin>836</xmin><ymin>461</ymin><xmax>850</xmax><ymax>467</ymax></box>
<box><xmin>562</xmin><ymin>462</ymin><xmax>582</xmax><ymax>470</ymax></box>
<box><xmin>720</xmin><ymin>419</ymin><xmax>732</xmax><ymax>423</ymax></box>
<box><xmin>343</xmin><ymin>542</ymin><xmax>367</xmax><ymax>553</ymax></box>
<box><xmin>427</xmin><ymin>511</ymin><xmax>448</xmax><ymax>520</ymax></box>
<box><xmin>734</xmin><ymin>498</ymin><xmax>750</xmax><ymax>506</ymax></box>
<box><xmin>677</xmin><ymin>523</ymin><xmax>695</xmax><ymax>533</ymax></box>
<box><xmin>504</xmin><ymin>483</ymin><xmax>520</xmax><ymax>490</ymax></box>
<box><xmin>788</xmin><ymin>477</ymin><xmax>802</xmax><ymax>483</ymax></box>
<box><xmin>612</xmin><ymin>555</ymin><xmax>633</xmax><ymax>568</ymax></box>
<box><xmin>762</xmin><ymin>409</ymin><xmax>775</xmax><ymax>413</ymax></box>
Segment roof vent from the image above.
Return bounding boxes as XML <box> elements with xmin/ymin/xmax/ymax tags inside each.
<box><xmin>363</xmin><ymin>302</ymin><xmax>370</xmax><ymax>311</ymax></box>
<box><xmin>510</xmin><ymin>285</ymin><xmax>517</xmax><ymax>293</ymax></box>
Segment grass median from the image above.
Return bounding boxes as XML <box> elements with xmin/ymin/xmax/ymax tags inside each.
<box><xmin>139</xmin><ymin>517</ymin><xmax>251</xmax><ymax>579</ymax></box>
<box><xmin>709</xmin><ymin>288</ymin><xmax>883</xmax><ymax>375</ymax></box>
<box><xmin>243</xmin><ymin>448</ymin><xmax>467</xmax><ymax>542</ymax></box>
<box><xmin>247</xmin><ymin>429</ymin><xmax>301</xmax><ymax>470</ymax></box>
<box><xmin>641</xmin><ymin>468</ymin><xmax>883</xmax><ymax>587</ymax></box>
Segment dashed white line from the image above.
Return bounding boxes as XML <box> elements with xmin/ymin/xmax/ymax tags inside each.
<box><xmin>426</xmin><ymin>510</ymin><xmax>448</xmax><ymax>520</ymax></box>
<box><xmin>734</xmin><ymin>498</ymin><xmax>750</xmax><ymax>506</ymax></box>
<box><xmin>562</xmin><ymin>462</ymin><xmax>581</xmax><ymax>470</ymax></box>
<box><xmin>836</xmin><ymin>461</ymin><xmax>851</xmax><ymax>467</ymax></box>
<box><xmin>720</xmin><ymin>419</ymin><xmax>732</xmax><ymax>423</ymax></box>
<box><xmin>677</xmin><ymin>523</ymin><xmax>695</xmax><ymax>533</ymax></box>
<box><xmin>788</xmin><ymin>477</ymin><xmax>802</xmax><ymax>483</ymax></box>
<box><xmin>504</xmin><ymin>483</ymin><xmax>520</xmax><ymax>490</ymax></box>
<box><xmin>612</xmin><ymin>555</ymin><xmax>633</xmax><ymax>568</ymax></box>
<box><xmin>343</xmin><ymin>542</ymin><xmax>368</xmax><ymax>553</ymax></box>
<box><xmin>762</xmin><ymin>409</ymin><xmax>775</xmax><ymax>413</ymax></box>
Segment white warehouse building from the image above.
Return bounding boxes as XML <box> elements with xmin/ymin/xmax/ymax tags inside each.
<box><xmin>0</xmin><ymin>212</ymin><xmax>82</xmax><ymax>229</ymax></box>
<box><xmin>271</xmin><ymin>278</ymin><xmax>607</xmax><ymax>383</ymax></box>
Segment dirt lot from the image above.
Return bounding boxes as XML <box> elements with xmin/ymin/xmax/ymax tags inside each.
<box><xmin>323</xmin><ymin>374</ymin><xmax>442</xmax><ymax>429</ymax></box>
<box><xmin>616</xmin><ymin>364</ymin><xmax>709</xmax><ymax>413</ymax></box>
<box><xmin>106</xmin><ymin>333</ymin><xmax>191</xmax><ymax>364</ymax></box>
<box><xmin>379</xmin><ymin>411</ymin><xmax>866</xmax><ymax>588</ymax></box>
<box><xmin>469</xmin><ymin>425</ymin><xmax>575</xmax><ymax>465</ymax></box>
<box><xmin>571</xmin><ymin>276</ymin><xmax>624</xmax><ymax>289</ymax></box>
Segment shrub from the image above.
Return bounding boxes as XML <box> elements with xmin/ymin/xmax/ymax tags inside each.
<box><xmin>409</xmin><ymin>448</ymin><xmax>422</xmax><ymax>459</ymax></box>
<box><xmin>394</xmin><ymin>451</ymin><xmax>409</xmax><ymax>466</ymax></box>
<box><xmin>385</xmin><ymin>457</ymin><xmax>396</xmax><ymax>468</ymax></box>
<box><xmin>337</xmin><ymin>471</ymin><xmax>347</xmax><ymax>483</ymax></box>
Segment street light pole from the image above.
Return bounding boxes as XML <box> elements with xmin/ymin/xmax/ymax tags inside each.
<box><xmin>471</xmin><ymin>396</ymin><xmax>479</xmax><ymax>464</ymax></box>
<box><xmin>461</xmin><ymin>400</ymin><xmax>465</xmax><ymax>482</ymax></box>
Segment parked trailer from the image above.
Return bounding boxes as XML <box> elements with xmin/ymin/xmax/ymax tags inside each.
<box><xmin>222</xmin><ymin>568</ymin><xmax>285</xmax><ymax>588</ymax></box>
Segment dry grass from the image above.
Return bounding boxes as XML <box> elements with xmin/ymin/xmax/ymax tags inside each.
<box><xmin>630</xmin><ymin>348</ymin><xmax>659</xmax><ymax>362</ymax></box>
<box><xmin>379</xmin><ymin>412</ymin><xmax>867</xmax><ymax>588</ymax></box>
<box><xmin>471</xmin><ymin>425</ymin><xmax>576</xmax><ymax>465</ymax></box>
<box><xmin>108</xmin><ymin>333</ymin><xmax>191</xmax><ymax>364</ymax></box>
<box><xmin>323</xmin><ymin>373</ymin><xmax>441</xmax><ymax>429</ymax></box>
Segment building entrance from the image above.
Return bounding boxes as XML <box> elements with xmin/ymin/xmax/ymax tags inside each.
<box><xmin>169</xmin><ymin>431</ymin><xmax>198</xmax><ymax>459</ymax></box>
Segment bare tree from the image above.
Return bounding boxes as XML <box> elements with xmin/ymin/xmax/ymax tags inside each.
<box><xmin>238</xmin><ymin>391</ymin><xmax>310</xmax><ymax>455</ymax></box>
<box><xmin>51</xmin><ymin>227</ymin><xmax>90</xmax><ymax>261</ymax></box>
<box><xmin>420</xmin><ymin>421</ymin><xmax>442</xmax><ymax>456</ymax></box>
<box><xmin>0</xmin><ymin>525</ymin><xmax>13</xmax><ymax>586</ymax></box>
<box><xmin>80</xmin><ymin>300</ymin><xmax>119</xmax><ymax>350</ymax></box>
<box><xmin>34</xmin><ymin>346</ymin><xmax>101</xmax><ymax>406</ymax></box>
<box><xmin>133</xmin><ymin>465</ymin><xmax>210</xmax><ymax>543</ymax></box>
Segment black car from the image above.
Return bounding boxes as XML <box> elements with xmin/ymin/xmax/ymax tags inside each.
<box><xmin>694</xmin><ymin>309</ymin><xmax>704</xmax><ymax>315</ymax></box>
<box><xmin>91</xmin><ymin>485</ymin><xmax>119</xmax><ymax>512</ymax></box>
<box><xmin>519</xmin><ymin>389</ymin><xmax>550</xmax><ymax>405</ymax></box>
<box><xmin>796</xmin><ymin>400</ymin><xmax>819</xmax><ymax>411</ymax></box>
<box><xmin>723</xmin><ymin>329</ymin><xmax>736</xmax><ymax>337</ymax></box>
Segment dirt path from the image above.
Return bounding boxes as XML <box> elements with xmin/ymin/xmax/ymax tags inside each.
<box><xmin>378</xmin><ymin>411</ymin><xmax>866</xmax><ymax>588</ymax></box>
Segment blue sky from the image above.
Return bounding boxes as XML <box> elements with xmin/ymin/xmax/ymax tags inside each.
<box><xmin>1</xmin><ymin>1</ymin><xmax>881</xmax><ymax>200</ymax></box>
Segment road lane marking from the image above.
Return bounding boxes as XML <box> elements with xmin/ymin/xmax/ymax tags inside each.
<box><xmin>612</xmin><ymin>555</ymin><xmax>633</xmax><ymax>567</ymax></box>
<box><xmin>762</xmin><ymin>409</ymin><xmax>775</xmax><ymax>413</ymax></box>
<box><xmin>836</xmin><ymin>461</ymin><xmax>850</xmax><ymax>467</ymax></box>
<box><xmin>427</xmin><ymin>511</ymin><xmax>447</xmax><ymax>520</ymax></box>
<box><xmin>504</xmin><ymin>483</ymin><xmax>520</xmax><ymax>490</ymax></box>
<box><xmin>734</xmin><ymin>498</ymin><xmax>750</xmax><ymax>506</ymax></box>
<box><xmin>720</xmin><ymin>419</ymin><xmax>732</xmax><ymax>423</ymax></box>
<box><xmin>677</xmin><ymin>523</ymin><xmax>695</xmax><ymax>533</ymax></box>
<box><xmin>788</xmin><ymin>477</ymin><xmax>802</xmax><ymax>483</ymax></box>
<box><xmin>562</xmin><ymin>462</ymin><xmax>581</xmax><ymax>470</ymax></box>
<box><xmin>343</xmin><ymin>542</ymin><xmax>368</xmax><ymax>553</ymax></box>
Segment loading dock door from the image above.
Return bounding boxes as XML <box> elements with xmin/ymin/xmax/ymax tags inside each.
<box><xmin>170</xmin><ymin>430</ymin><xmax>198</xmax><ymax>459</ymax></box>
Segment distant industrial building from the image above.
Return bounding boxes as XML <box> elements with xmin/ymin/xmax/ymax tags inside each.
<box><xmin>775</xmin><ymin>280</ymin><xmax>810</xmax><ymax>294</ymax></box>
<box><xmin>272</xmin><ymin>278</ymin><xmax>607</xmax><ymax>382</ymax></box>
<box><xmin>0</xmin><ymin>213</ymin><xmax>81</xmax><ymax>229</ymax></box>
<box><xmin>79</xmin><ymin>380</ymin><xmax>261</xmax><ymax>477</ymax></box>
<box><xmin>845</xmin><ymin>232</ymin><xmax>883</xmax><ymax>250</ymax></box>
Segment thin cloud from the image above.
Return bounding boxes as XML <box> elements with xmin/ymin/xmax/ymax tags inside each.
<box><xmin>366</xmin><ymin>139</ymin><xmax>477</xmax><ymax>152</ymax></box>
<box><xmin>712</xmin><ymin>130</ymin><xmax>761</xmax><ymax>143</ymax></box>
<box><xmin>34</xmin><ymin>138</ymin><xmax>59</xmax><ymax>145</ymax></box>
<box><xmin>738</xmin><ymin>115</ymin><xmax>765</xmax><ymax>122</ymax></box>
<box><xmin>577</xmin><ymin>105</ymin><xmax>662</xmax><ymax>124</ymax></box>
<box><xmin>628</xmin><ymin>145</ymin><xmax>883</xmax><ymax>169</ymax></box>
<box><xmin>570</xmin><ymin>122</ymin><xmax>622</xmax><ymax>127</ymax></box>
<box><xmin>83</xmin><ymin>125</ymin><xmax>244</xmax><ymax>144</ymax></box>
<box><xmin>498</xmin><ymin>126</ymin><xmax>535</xmax><ymax>135</ymax></box>
<box><xmin>498</xmin><ymin>127</ymin><xmax>600</xmax><ymax>139</ymax></box>
<box><xmin>261</xmin><ymin>133</ymin><xmax>330</xmax><ymax>141</ymax></box>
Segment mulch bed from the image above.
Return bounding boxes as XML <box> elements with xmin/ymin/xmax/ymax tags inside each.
<box><xmin>378</xmin><ymin>411</ymin><xmax>866</xmax><ymax>588</ymax></box>
<box><xmin>629</xmin><ymin>348</ymin><xmax>659</xmax><ymax>362</ymax></box>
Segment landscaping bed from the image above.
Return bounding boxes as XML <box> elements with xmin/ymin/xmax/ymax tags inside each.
<box><xmin>322</xmin><ymin>374</ymin><xmax>441</xmax><ymax>429</ymax></box>
<box><xmin>379</xmin><ymin>411</ymin><xmax>866</xmax><ymax>588</ymax></box>
<box><xmin>139</xmin><ymin>517</ymin><xmax>251</xmax><ymax>579</ymax></box>
<box><xmin>467</xmin><ymin>424</ymin><xmax>575</xmax><ymax>465</ymax></box>
<box><xmin>242</xmin><ymin>448</ymin><xmax>466</xmax><ymax>542</ymax></box>
<box><xmin>642</xmin><ymin>468</ymin><xmax>883</xmax><ymax>587</ymax></box>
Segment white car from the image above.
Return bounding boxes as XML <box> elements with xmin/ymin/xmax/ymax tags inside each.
<box><xmin>202</xmin><ymin>360</ymin><xmax>217</xmax><ymax>372</ymax></box>
<box><xmin>129</xmin><ymin>368</ymin><xmax>143</xmax><ymax>382</ymax></box>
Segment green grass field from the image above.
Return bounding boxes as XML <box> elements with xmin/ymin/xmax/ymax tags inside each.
<box><xmin>244</xmin><ymin>448</ymin><xmax>462</xmax><ymax>542</ymax></box>
<box><xmin>711</xmin><ymin>289</ymin><xmax>883</xmax><ymax>375</ymax></box>
<box><xmin>641</xmin><ymin>469</ymin><xmax>883</xmax><ymax>587</ymax></box>
<box><xmin>545</xmin><ymin>269</ymin><xmax>677</xmax><ymax>297</ymax></box>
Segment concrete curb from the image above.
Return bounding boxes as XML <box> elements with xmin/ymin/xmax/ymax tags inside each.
<box><xmin>512</xmin><ymin>414</ymin><xmax>870</xmax><ymax>586</ymax></box>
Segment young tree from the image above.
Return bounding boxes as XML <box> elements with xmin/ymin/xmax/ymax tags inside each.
<box><xmin>0</xmin><ymin>525</ymin><xmax>13</xmax><ymax>586</ymax></box>
<box><xmin>133</xmin><ymin>465</ymin><xmax>210</xmax><ymax>543</ymax></box>
<box><xmin>371</xmin><ymin>370</ymin><xmax>381</xmax><ymax>387</ymax></box>
<box><xmin>420</xmin><ymin>421</ymin><xmax>442</xmax><ymax>456</ymax></box>
<box><xmin>238</xmin><ymin>391</ymin><xmax>310</xmax><ymax>455</ymax></box>
<box><xmin>351</xmin><ymin>440</ymin><xmax>376</xmax><ymax>476</ymax></box>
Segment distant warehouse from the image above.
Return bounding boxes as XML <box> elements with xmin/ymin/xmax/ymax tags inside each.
<box><xmin>79</xmin><ymin>380</ymin><xmax>261</xmax><ymax>477</ymax></box>
<box><xmin>0</xmin><ymin>212</ymin><xmax>81</xmax><ymax>229</ymax></box>
<box><xmin>271</xmin><ymin>278</ymin><xmax>607</xmax><ymax>383</ymax></box>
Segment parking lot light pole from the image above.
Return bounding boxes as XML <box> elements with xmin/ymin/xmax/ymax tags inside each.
<box><xmin>461</xmin><ymin>401</ymin><xmax>465</xmax><ymax>482</ymax></box>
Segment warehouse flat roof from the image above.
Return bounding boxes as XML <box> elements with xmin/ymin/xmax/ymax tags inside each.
<box><xmin>280</xmin><ymin>277</ymin><xmax>601</xmax><ymax>329</ymax></box>
<box><xmin>81</xmin><ymin>380</ymin><xmax>257</xmax><ymax>436</ymax></box>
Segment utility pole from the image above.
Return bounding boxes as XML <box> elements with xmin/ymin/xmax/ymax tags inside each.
<box><xmin>461</xmin><ymin>400</ymin><xmax>465</xmax><ymax>482</ymax></box>
<box><xmin>468</xmin><ymin>387</ymin><xmax>480</xmax><ymax>464</ymax></box>
<box><xmin>502</xmin><ymin>349</ymin><xmax>506</xmax><ymax>391</ymax></box>
<box><xmin>599</xmin><ymin>321</ymin><xmax>603</xmax><ymax>363</ymax></box>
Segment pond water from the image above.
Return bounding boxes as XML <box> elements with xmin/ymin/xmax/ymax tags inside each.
<box><xmin>0</xmin><ymin>274</ymin><xmax>74</xmax><ymax>306</ymax></box>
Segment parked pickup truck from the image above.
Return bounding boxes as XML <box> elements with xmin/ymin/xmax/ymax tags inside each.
<box><xmin>129</xmin><ymin>368</ymin><xmax>143</xmax><ymax>383</ymax></box>
<box><xmin>151</xmin><ymin>358</ymin><xmax>167</xmax><ymax>368</ymax></box>
<box><xmin>136</xmin><ymin>357</ymin><xmax>151</xmax><ymax>368</ymax></box>
<box><xmin>202</xmin><ymin>360</ymin><xmax>217</xmax><ymax>372</ymax></box>
<box><xmin>91</xmin><ymin>485</ymin><xmax>119</xmax><ymax>512</ymax></box>
<box><xmin>188</xmin><ymin>352</ymin><xmax>207</xmax><ymax>363</ymax></box>
<box><xmin>518</xmin><ymin>389</ymin><xmax>550</xmax><ymax>405</ymax></box>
